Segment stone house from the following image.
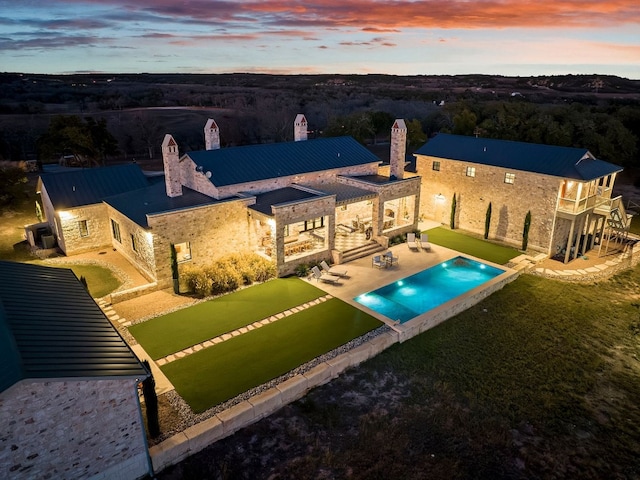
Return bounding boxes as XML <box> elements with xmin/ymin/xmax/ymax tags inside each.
<box><xmin>37</xmin><ymin>116</ymin><xmax>420</xmax><ymax>287</ymax></box>
<box><xmin>414</xmin><ymin>133</ymin><xmax>628</xmax><ymax>262</ymax></box>
<box><xmin>0</xmin><ymin>261</ymin><xmax>151</xmax><ymax>480</ymax></box>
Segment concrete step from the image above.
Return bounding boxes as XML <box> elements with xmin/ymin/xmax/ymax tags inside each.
<box><xmin>341</xmin><ymin>242</ymin><xmax>385</xmax><ymax>263</ymax></box>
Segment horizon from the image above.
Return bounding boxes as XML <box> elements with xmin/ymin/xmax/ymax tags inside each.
<box><xmin>1</xmin><ymin>1</ymin><xmax>639</xmax><ymax>80</ymax></box>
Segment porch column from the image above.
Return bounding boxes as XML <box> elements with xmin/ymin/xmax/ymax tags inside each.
<box><xmin>564</xmin><ymin>217</ymin><xmax>576</xmax><ymax>263</ymax></box>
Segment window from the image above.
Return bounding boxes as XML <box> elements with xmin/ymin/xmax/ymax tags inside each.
<box><xmin>131</xmin><ymin>233</ymin><xmax>137</xmax><ymax>252</ymax></box>
<box><xmin>432</xmin><ymin>161</ymin><xmax>441</xmax><ymax>171</ymax></box>
<box><xmin>174</xmin><ymin>242</ymin><xmax>192</xmax><ymax>262</ymax></box>
<box><xmin>303</xmin><ymin>217</ymin><xmax>324</xmax><ymax>231</ymax></box>
<box><xmin>466</xmin><ymin>166</ymin><xmax>476</xmax><ymax>177</ymax></box>
<box><xmin>504</xmin><ymin>172</ymin><xmax>515</xmax><ymax>184</ymax></box>
<box><xmin>78</xmin><ymin>220</ymin><xmax>89</xmax><ymax>237</ymax></box>
<box><xmin>111</xmin><ymin>219</ymin><xmax>121</xmax><ymax>243</ymax></box>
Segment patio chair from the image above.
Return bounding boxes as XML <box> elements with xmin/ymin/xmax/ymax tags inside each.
<box><xmin>320</xmin><ymin>260</ymin><xmax>348</xmax><ymax>278</ymax></box>
<box><xmin>384</xmin><ymin>251</ymin><xmax>399</xmax><ymax>266</ymax></box>
<box><xmin>420</xmin><ymin>233</ymin><xmax>432</xmax><ymax>251</ymax></box>
<box><xmin>372</xmin><ymin>255</ymin><xmax>387</xmax><ymax>269</ymax></box>
<box><xmin>406</xmin><ymin>233</ymin><xmax>419</xmax><ymax>251</ymax></box>
<box><xmin>311</xmin><ymin>266</ymin><xmax>340</xmax><ymax>284</ymax></box>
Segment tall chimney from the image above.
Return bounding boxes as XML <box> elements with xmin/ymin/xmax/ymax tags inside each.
<box><xmin>162</xmin><ymin>134</ymin><xmax>182</xmax><ymax>197</ymax></box>
<box><xmin>204</xmin><ymin>118</ymin><xmax>220</xmax><ymax>150</ymax></box>
<box><xmin>294</xmin><ymin>114</ymin><xmax>308</xmax><ymax>141</ymax></box>
<box><xmin>390</xmin><ymin>119</ymin><xmax>407</xmax><ymax>180</ymax></box>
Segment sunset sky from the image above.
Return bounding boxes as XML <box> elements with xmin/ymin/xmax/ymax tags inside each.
<box><xmin>1</xmin><ymin>0</ymin><xmax>639</xmax><ymax>77</ymax></box>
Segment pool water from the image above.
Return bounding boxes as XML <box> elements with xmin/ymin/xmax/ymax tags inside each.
<box><xmin>354</xmin><ymin>256</ymin><xmax>505</xmax><ymax>323</ymax></box>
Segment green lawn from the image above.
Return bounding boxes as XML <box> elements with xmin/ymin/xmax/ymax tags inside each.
<box><xmin>161</xmin><ymin>298</ymin><xmax>382</xmax><ymax>412</ymax></box>
<box><xmin>424</xmin><ymin>227</ymin><xmax>521</xmax><ymax>264</ymax></box>
<box><xmin>130</xmin><ymin>277</ymin><xmax>327</xmax><ymax>359</ymax></box>
<box><xmin>65</xmin><ymin>264</ymin><xmax>122</xmax><ymax>298</ymax></box>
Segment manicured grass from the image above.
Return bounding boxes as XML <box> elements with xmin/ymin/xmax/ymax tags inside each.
<box><xmin>424</xmin><ymin>226</ymin><xmax>521</xmax><ymax>264</ymax></box>
<box><xmin>130</xmin><ymin>277</ymin><xmax>327</xmax><ymax>359</ymax></box>
<box><xmin>161</xmin><ymin>298</ymin><xmax>382</xmax><ymax>413</ymax></box>
<box><xmin>65</xmin><ymin>264</ymin><xmax>122</xmax><ymax>298</ymax></box>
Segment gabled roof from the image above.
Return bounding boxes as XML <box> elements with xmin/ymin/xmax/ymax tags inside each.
<box><xmin>414</xmin><ymin>133</ymin><xmax>622</xmax><ymax>181</ymax></box>
<box><xmin>104</xmin><ymin>181</ymin><xmax>218</xmax><ymax>228</ymax></box>
<box><xmin>39</xmin><ymin>164</ymin><xmax>150</xmax><ymax>209</ymax></box>
<box><xmin>0</xmin><ymin>261</ymin><xmax>148</xmax><ymax>393</ymax></box>
<box><xmin>187</xmin><ymin>136</ymin><xmax>380</xmax><ymax>187</ymax></box>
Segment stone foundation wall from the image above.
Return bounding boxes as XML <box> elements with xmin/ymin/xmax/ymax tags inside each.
<box><xmin>415</xmin><ymin>155</ymin><xmax>560</xmax><ymax>252</ymax></box>
<box><xmin>0</xmin><ymin>379</ymin><xmax>148</xmax><ymax>480</ymax></box>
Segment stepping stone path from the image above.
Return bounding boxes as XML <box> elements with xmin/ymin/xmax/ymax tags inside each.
<box><xmin>99</xmin><ymin>295</ymin><xmax>333</xmax><ymax>367</ymax></box>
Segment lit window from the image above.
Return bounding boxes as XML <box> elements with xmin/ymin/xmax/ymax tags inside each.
<box><xmin>504</xmin><ymin>172</ymin><xmax>515</xmax><ymax>184</ymax></box>
<box><xmin>466</xmin><ymin>166</ymin><xmax>476</xmax><ymax>177</ymax></box>
<box><xmin>432</xmin><ymin>161</ymin><xmax>441</xmax><ymax>171</ymax></box>
<box><xmin>131</xmin><ymin>233</ymin><xmax>138</xmax><ymax>252</ymax></box>
<box><xmin>111</xmin><ymin>219</ymin><xmax>121</xmax><ymax>243</ymax></box>
<box><xmin>174</xmin><ymin>242</ymin><xmax>192</xmax><ymax>262</ymax></box>
<box><xmin>78</xmin><ymin>220</ymin><xmax>89</xmax><ymax>237</ymax></box>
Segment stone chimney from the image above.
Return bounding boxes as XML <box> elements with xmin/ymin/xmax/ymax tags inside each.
<box><xmin>390</xmin><ymin>119</ymin><xmax>407</xmax><ymax>180</ymax></box>
<box><xmin>294</xmin><ymin>114</ymin><xmax>308</xmax><ymax>141</ymax></box>
<box><xmin>204</xmin><ymin>118</ymin><xmax>220</xmax><ymax>150</ymax></box>
<box><xmin>162</xmin><ymin>134</ymin><xmax>182</xmax><ymax>197</ymax></box>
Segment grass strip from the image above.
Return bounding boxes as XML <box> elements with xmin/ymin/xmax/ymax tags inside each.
<box><xmin>66</xmin><ymin>264</ymin><xmax>122</xmax><ymax>298</ymax></box>
<box><xmin>130</xmin><ymin>277</ymin><xmax>326</xmax><ymax>359</ymax></box>
<box><xmin>424</xmin><ymin>226</ymin><xmax>521</xmax><ymax>264</ymax></box>
<box><xmin>161</xmin><ymin>298</ymin><xmax>382</xmax><ymax>413</ymax></box>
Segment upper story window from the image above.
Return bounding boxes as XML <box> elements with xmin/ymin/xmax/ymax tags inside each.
<box><xmin>504</xmin><ymin>172</ymin><xmax>515</xmax><ymax>184</ymax></box>
<box><xmin>432</xmin><ymin>161</ymin><xmax>441</xmax><ymax>171</ymax></box>
<box><xmin>466</xmin><ymin>166</ymin><xmax>476</xmax><ymax>177</ymax></box>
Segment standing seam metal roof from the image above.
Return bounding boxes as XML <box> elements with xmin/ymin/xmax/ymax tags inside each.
<box><xmin>187</xmin><ymin>136</ymin><xmax>380</xmax><ymax>187</ymax></box>
<box><xmin>414</xmin><ymin>133</ymin><xmax>622</xmax><ymax>181</ymax></box>
<box><xmin>39</xmin><ymin>163</ymin><xmax>150</xmax><ymax>209</ymax></box>
<box><xmin>0</xmin><ymin>261</ymin><xmax>148</xmax><ymax>393</ymax></box>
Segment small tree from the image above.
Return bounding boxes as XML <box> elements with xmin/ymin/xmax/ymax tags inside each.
<box><xmin>450</xmin><ymin>193</ymin><xmax>457</xmax><ymax>229</ymax></box>
<box><xmin>141</xmin><ymin>360</ymin><xmax>160</xmax><ymax>438</ymax></box>
<box><xmin>170</xmin><ymin>244</ymin><xmax>179</xmax><ymax>293</ymax></box>
<box><xmin>522</xmin><ymin>210</ymin><xmax>532</xmax><ymax>251</ymax></box>
<box><xmin>484</xmin><ymin>202</ymin><xmax>492</xmax><ymax>239</ymax></box>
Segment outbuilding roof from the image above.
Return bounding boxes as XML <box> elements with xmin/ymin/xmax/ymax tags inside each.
<box><xmin>414</xmin><ymin>133</ymin><xmax>622</xmax><ymax>181</ymax></box>
<box><xmin>249</xmin><ymin>187</ymin><xmax>325</xmax><ymax>216</ymax></box>
<box><xmin>187</xmin><ymin>136</ymin><xmax>380</xmax><ymax>187</ymax></box>
<box><xmin>0</xmin><ymin>261</ymin><xmax>148</xmax><ymax>393</ymax></box>
<box><xmin>39</xmin><ymin>164</ymin><xmax>150</xmax><ymax>209</ymax></box>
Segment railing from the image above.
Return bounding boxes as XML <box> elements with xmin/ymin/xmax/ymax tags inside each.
<box><xmin>557</xmin><ymin>194</ymin><xmax>607</xmax><ymax>214</ymax></box>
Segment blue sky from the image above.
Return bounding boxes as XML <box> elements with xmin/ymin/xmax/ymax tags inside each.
<box><xmin>1</xmin><ymin>0</ymin><xmax>639</xmax><ymax>77</ymax></box>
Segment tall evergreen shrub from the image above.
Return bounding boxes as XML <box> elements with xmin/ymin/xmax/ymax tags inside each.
<box><xmin>141</xmin><ymin>360</ymin><xmax>160</xmax><ymax>438</ymax></box>
<box><xmin>522</xmin><ymin>210</ymin><xmax>532</xmax><ymax>251</ymax></box>
<box><xmin>450</xmin><ymin>193</ymin><xmax>457</xmax><ymax>229</ymax></box>
<box><xmin>484</xmin><ymin>202</ymin><xmax>492</xmax><ymax>239</ymax></box>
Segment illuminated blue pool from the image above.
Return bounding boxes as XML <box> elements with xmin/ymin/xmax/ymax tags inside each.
<box><xmin>354</xmin><ymin>256</ymin><xmax>505</xmax><ymax>323</ymax></box>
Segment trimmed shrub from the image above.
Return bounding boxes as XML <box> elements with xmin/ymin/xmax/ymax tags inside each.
<box><xmin>182</xmin><ymin>265</ymin><xmax>212</xmax><ymax>298</ymax></box>
<box><xmin>522</xmin><ymin>210</ymin><xmax>532</xmax><ymax>251</ymax></box>
<box><xmin>207</xmin><ymin>263</ymin><xmax>243</xmax><ymax>295</ymax></box>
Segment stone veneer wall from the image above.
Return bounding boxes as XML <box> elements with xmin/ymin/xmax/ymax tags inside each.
<box><xmin>148</xmin><ymin>199</ymin><xmax>255</xmax><ymax>289</ymax></box>
<box><xmin>415</xmin><ymin>155</ymin><xmax>561</xmax><ymax>253</ymax></box>
<box><xmin>0</xmin><ymin>379</ymin><xmax>148</xmax><ymax>480</ymax></box>
<box><xmin>57</xmin><ymin>203</ymin><xmax>113</xmax><ymax>255</ymax></box>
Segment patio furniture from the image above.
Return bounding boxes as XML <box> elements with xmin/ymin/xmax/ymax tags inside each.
<box><xmin>420</xmin><ymin>233</ymin><xmax>431</xmax><ymax>251</ymax></box>
<box><xmin>384</xmin><ymin>251</ymin><xmax>399</xmax><ymax>266</ymax></box>
<box><xmin>407</xmin><ymin>233</ymin><xmax>419</xmax><ymax>251</ymax></box>
<box><xmin>320</xmin><ymin>260</ymin><xmax>348</xmax><ymax>277</ymax></box>
<box><xmin>372</xmin><ymin>255</ymin><xmax>387</xmax><ymax>269</ymax></box>
<box><xmin>311</xmin><ymin>266</ymin><xmax>340</xmax><ymax>284</ymax></box>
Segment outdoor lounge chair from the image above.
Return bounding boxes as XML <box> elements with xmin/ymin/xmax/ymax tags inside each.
<box><xmin>384</xmin><ymin>251</ymin><xmax>399</xmax><ymax>266</ymax></box>
<box><xmin>406</xmin><ymin>233</ymin><xmax>419</xmax><ymax>251</ymax></box>
<box><xmin>311</xmin><ymin>266</ymin><xmax>340</xmax><ymax>284</ymax></box>
<box><xmin>420</xmin><ymin>233</ymin><xmax>432</xmax><ymax>251</ymax></box>
<box><xmin>320</xmin><ymin>260</ymin><xmax>348</xmax><ymax>277</ymax></box>
<box><xmin>372</xmin><ymin>255</ymin><xmax>387</xmax><ymax>269</ymax></box>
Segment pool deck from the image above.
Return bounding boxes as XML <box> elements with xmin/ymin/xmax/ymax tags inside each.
<box><xmin>306</xmin><ymin>241</ymin><xmax>519</xmax><ymax>341</ymax></box>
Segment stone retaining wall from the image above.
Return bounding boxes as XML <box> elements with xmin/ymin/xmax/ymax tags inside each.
<box><xmin>110</xmin><ymin>282</ymin><xmax>160</xmax><ymax>304</ymax></box>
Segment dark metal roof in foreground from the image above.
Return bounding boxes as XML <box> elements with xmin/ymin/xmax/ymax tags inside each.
<box><xmin>39</xmin><ymin>164</ymin><xmax>150</xmax><ymax>209</ymax></box>
<box><xmin>104</xmin><ymin>181</ymin><xmax>219</xmax><ymax>228</ymax></box>
<box><xmin>249</xmin><ymin>187</ymin><xmax>324</xmax><ymax>216</ymax></box>
<box><xmin>414</xmin><ymin>133</ymin><xmax>622</xmax><ymax>181</ymax></box>
<box><xmin>0</xmin><ymin>261</ymin><xmax>147</xmax><ymax>392</ymax></box>
<box><xmin>187</xmin><ymin>136</ymin><xmax>380</xmax><ymax>187</ymax></box>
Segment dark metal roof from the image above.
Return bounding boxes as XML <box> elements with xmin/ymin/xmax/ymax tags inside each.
<box><xmin>0</xmin><ymin>261</ymin><xmax>148</xmax><ymax>392</ymax></box>
<box><xmin>187</xmin><ymin>136</ymin><xmax>380</xmax><ymax>187</ymax></box>
<box><xmin>350</xmin><ymin>174</ymin><xmax>403</xmax><ymax>185</ymax></box>
<box><xmin>104</xmin><ymin>181</ymin><xmax>218</xmax><ymax>228</ymax></box>
<box><xmin>39</xmin><ymin>164</ymin><xmax>150</xmax><ymax>209</ymax></box>
<box><xmin>304</xmin><ymin>182</ymin><xmax>376</xmax><ymax>205</ymax></box>
<box><xmin>249</xmin><ymin>187</ymin><xmax>324</xmax><ymax>216</ymax></box>
<box><xmin>414</xmin><ymin>133</ymin><xmax>622</xmax><ymax>181</ymax></box>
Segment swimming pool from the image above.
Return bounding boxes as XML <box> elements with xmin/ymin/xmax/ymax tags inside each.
<box><xmin>354</xmin><ymin>256</ymin><xmax>505</xmax><ymax>323</ymax></box>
